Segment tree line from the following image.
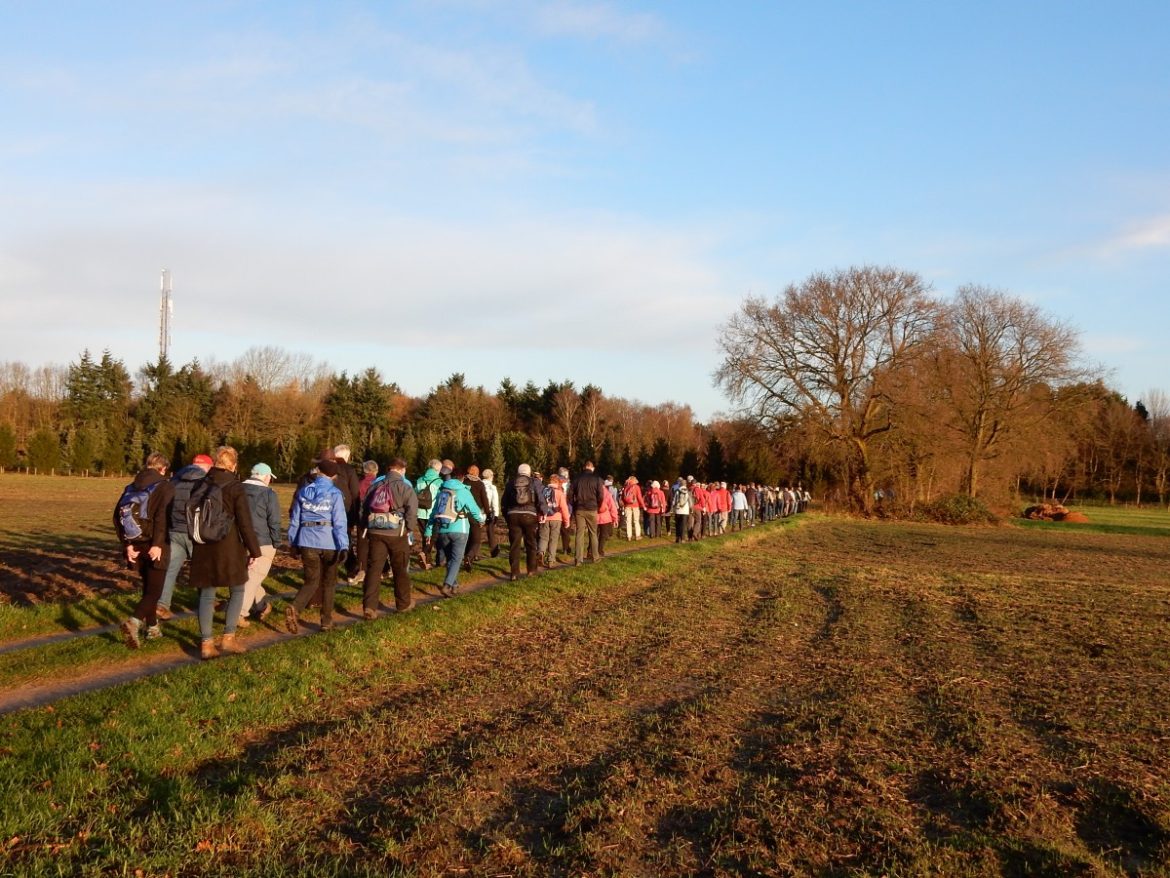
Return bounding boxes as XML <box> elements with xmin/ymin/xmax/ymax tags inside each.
<box><xmin>1</xmin><ymin>266</ymin><xmax>1165</xmax><ymax>515</ymax></box>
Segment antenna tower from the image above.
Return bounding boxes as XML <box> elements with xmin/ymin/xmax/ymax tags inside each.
<box><xmin>159</xmin><ymin>269</ymin><xmax>173</xmax><ymax>361</ymax></box>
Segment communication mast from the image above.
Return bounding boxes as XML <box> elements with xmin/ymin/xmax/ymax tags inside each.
<box><xmin>159</xmin><ymin>269</ymin><xmax>173</xmax><ymax>361</ymax></box>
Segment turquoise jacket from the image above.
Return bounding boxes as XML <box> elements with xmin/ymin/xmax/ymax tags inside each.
<box><xmin>425</xmin><ymin>478</ymin><xmax>485</xmax><ymax>537</ymax></box>
<box><xmin>415</xmin><ymin>467</ymin><xmax>443</xmax><ymax>520</ymax></box>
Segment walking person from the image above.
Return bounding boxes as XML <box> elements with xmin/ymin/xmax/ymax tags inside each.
<box><xmin>116</xmin><ymin>452</ymin><xmax>177</xmax><ymax>648</ymax></box>
<box><xmin>597</xmin><ymin>481</ymin><xmax>618</xmax><ymax>557</ymax></box>
<box><xmin>349</xmin><ymin>459</ymin><xmax>380</xmax><ymax>584</ymax></box>
<box><xmin>414</xmin><ymin>458</ymin><xmax>444</xmax><ymax>569</ymax></box>
<box><xmin>620</xmin><ymin>475</ymin><xmax>644</xmax><ymax>541</ymax></box>
<box><xmin>238</xmin><ymin>462</ymin><xmax>281</xmax><ymax>626</ymax></box>
<box><xmin>671</xmin><ymin>477</ymin><xmax>693</xmax><ymax>543</ymax></box>
<box><xmin>189</xmin><ymin>446</ymin><xmax>262</xmax><ymax>659</ymax></box>
<box><xmin>644</xmin><ymin>480</ymin><xmax>666</xmax><ymax>538</ymax></box>
<box><xmin>155</xmin><ymin>452</ymin><xmax>212</xmax><ymax>620</ymax></box>
<box><xmin>482</xmin><ymin>468</ymin><xmax>502</xmax><ymax>558</ymax></box>
<box><xmin>286</xmin><ymin>459</ymin><xmax>349</xmax><ymax>634</ymax></box>
<box><xmin>359</xmin><ymin>457</ymin><xmax>420</xmax><ymax>617</ymax></box>
<box><xmin>538</xmin><ymin>473</ymin><xmax>570</xmax><ymax>569</ymax></box>
<box><xmin>426</xmin><ymin>466</ymin><xmax>485</xmax><ymax>596</ymax></box>
<box><xmin>569</xmin><ymin>461</ymin><xmax>605</xmax><ymax>565</ymax></box>
<box><xmin>462</xmin><ymin>465</ymin><xmax>490</xmax><ymax>568</ymax></box>
<box><xmin>502</xmin><ymin>463</ymin><xmax>547</xmax><ymax>580</ymax></box>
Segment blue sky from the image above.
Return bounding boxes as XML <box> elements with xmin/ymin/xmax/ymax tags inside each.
<box><xmin>1</xmin><ymin>1</ymin><xmax>1167</xmax><ymax>419</ymax></box>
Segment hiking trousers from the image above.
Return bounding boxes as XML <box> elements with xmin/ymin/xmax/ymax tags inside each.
<box><xmin>623</xmin><ymin>507</ymin><xmax>642</xmax><ymax>540</ymax></box>
<box><xmin>674</xmin><ymin>513</ymin><xmax>690</xmax><ymax>542</ymax></box>
<box><xmin>292</xmin><ymin>547</ymin><xmax>341</xmax><ymax>628</ymax></box>
<box><xmin>573</xmin><ymin>509</ymin><xmax>599</xmax><ymax>563</ymax></box>
<box><xmin>506</xmin><ymin>512</ymin><xmax>540</xmax><ymax>576</ymax></box>
<box><xmin>130</xmin><ymin>542</ymin><xmax>169</xmax><ymax>627</ymax></box>
<box><xmin>538</xmin><ymin>519</ymin><xmax>562</xmax><ymax>567</ymax></box>
<box><xmin>365</xmin><ymin>533</ymin><xmax>412</xmax><ymax>611</ymax></box>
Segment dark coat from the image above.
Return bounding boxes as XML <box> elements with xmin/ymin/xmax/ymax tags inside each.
<box><xmin>568</xmin><ymin>469</ymin><xmax>606</xmax><ymax>512</ymax></box>
<box><xmin>189</xmin><ymin>467</ymin><xmax>262</xmax><ymax>589</ymax></box>
<box><xmin>114</xmin><ymin>467</ymin><xmax>176</xmax><ymax>551</ymax></box>
<box><xmin>336</xmin><ymin>460</ymin><xmax>362</xmax><ymax>525</ymax></box>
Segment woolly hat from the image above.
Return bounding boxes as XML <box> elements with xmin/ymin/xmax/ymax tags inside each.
<box><xmin>517</xmin><ymin>463</ymin><xmax>532</xmax><ymax>476</ymax></box>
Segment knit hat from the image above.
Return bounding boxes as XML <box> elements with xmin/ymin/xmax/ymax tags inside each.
<box><xmin>517</xmin><ymin>463</ymin><xmax>532</xmax><ymax>476</ymax></box>
<box><xmin>193</xmin><ymin>454</ymin><xmax>214</xmax><ymax>468</ymax></box>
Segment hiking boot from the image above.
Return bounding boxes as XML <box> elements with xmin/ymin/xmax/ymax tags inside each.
<box><xmin>396</xmin><ymin>600</ymin><xmax>416</xmax><ymax>613</ymax></box>
<box><xmin>285</xmin><ymin>606</ymin><xmax>299</xmax><ymax>634</ymax></box>
<box><xmin>155</xmin><ymin>605</ymin><xmax>173</xmax><ymax>621</ymax></box>
<box><xmin>219</xmin><ymin>633</ymin><xmax>246</xmax><ymax>655</ymax></box>
<box><xmin>236</xmin><ymin>616</ymin><xmax>251</xmax><ymax>629</ymax></box>
<box><xmin>363</xmin><ymin>607</ymin><xmax>378</xmax><ymax>621</ymax></box>
<box><xmin>200</xmin><ymin>639</ymin><xmax>219</xmax><ymax>660</ymax></box>
<box><xmin>121</xmin><ymin>617</ymin><xmax>141</xmax><ymax>650</ymax></box>
<box><xmin>319</xmin><ymin>622</ymin><xmax>334</xmax><ymax>633</ymax></box>
<box><xmin>256</xmin><ymin>601</ymin><xmax>272</xmax><ymax>621</ymax></box>
<box><xmin>145</xmin><ymin>625</ymin><xmax>162</xmax><ymax>640</ymax></box>
<box><xmin>509</xmin><ymin>573</ymin><xmax>518</xmax><ymax>582</ymax></box>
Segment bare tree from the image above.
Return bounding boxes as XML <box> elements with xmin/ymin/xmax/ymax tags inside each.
<box><xmin>716</xmin><ymin>266</ymin><xmax>937</xmax><ymax>514</ymax></box>
<box><xmin>1145</xmin><ymin>389</ymin><xmax>1170</xmax><ymax>507</ymax></box>
<box><xmin>551</xmin><ymin>385</ymin><xmax>582</xmax><ymax>460</ymax></box>
<box><xmin>933</xmin><ymin>286</ymin><xmax>1086</xmax><ymax>497</ymax></box>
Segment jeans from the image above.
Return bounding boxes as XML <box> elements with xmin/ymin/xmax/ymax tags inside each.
<box><xmin>159</xmin><ymin>531</ymin><xmax>194</xmax><ymax>611</ymax></box>
<box><xmin>198</xmin><ymin>583</ymin><xmax>245</xmax><ymax>641</ymax></box>
<box><xmin>434</xmin><ymin>530</ymin><xmax>469</xmax><ymax>589</ymax></box>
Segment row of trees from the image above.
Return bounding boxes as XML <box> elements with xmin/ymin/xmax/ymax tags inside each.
<box><xmin>716</xmin><ymin>266</ymin><xmax>1170</xmax><ymax>514</ymax></box>
<box><xmin>1</xmin><ymin>267</ymin><xmax>1165</xmax><ymax>514</ymax></box>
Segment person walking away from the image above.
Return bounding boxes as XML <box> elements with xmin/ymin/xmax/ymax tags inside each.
<box><xmin>286</xmin><ymin>459</ymin><xmax>349</xmax><ymax>634</ymax></box>
<box><xmin>156</xmin><ymin>452</ymin><xmax>212</xmax><ymax>620</ymax></box>
<box><xmin>188</xmin><ymin>446</ymin><xmax>262</xmax><ymax>659</ymax></box>
<box><xmin>414</xmin><ymin>458</ymin><xmax>444</xmax><ymax>569</ymax></box>
<box><xmin>462</xmin><ymin>465</ymin><xmax>490</xmax><ymax>568</ymax></box>
<box><xmin>239</xmin><ymin>462</ymin><xmax>281</xmax><ymax>626</ymax></box>
<box><xmin>116</xmin><ymin>452</ymin><xmax>176</xmax><ymax>648</ymax></box>
<box><xmin>644</xmin><ymin>480</ymin><xmax>665</xmax><ymax>538</ymax></box>
<box><xmin>557</xmin><ymin>467</ymin><xmax>574</xmax><ymax>557</ymax></box>
<box><xmin>538</xmin><ymin>473</ymin><xmax>569</xmax><ymax>569</ymax></box>
<box><xmin>360</xmin><ymin>457</ymin><xmax>419</xmax><ymax>617</ymax></box>
<box><xmin>597</xmin><ymin>482</ymin><xmax>618</xmax><ymax>557</ymax></box>
<box><xmin>482</xmin><ymin>468</ymin><xmax>502</xmax><ymax>558</ymax></box>
<box><xmin>426</xmin><ymin>466</ymin><xmax>485</xmax><ymax>596</ymax></box>
<box><xmin>620</xmin><ymin>476</ymin><xmax>644</xmax><ymax>541</ymax></box>
<box><xmin>350</xmin><ymin>460</ymin><xmax>380</xmax><ymax>584</ymax></box>
<box><xmin>731</xmin><ymin>485</ymin><xmax>748</xmax><ymax>531</ymax></box>
<box><xmin>671</xmin><ymin>477</ymin><xmax>693</xmax><ymax>543</ymax></box>
<box><xmin>330</xmin><ymin>445</ymin><xmax>362</xmax><ymax>581</ymax></box>
<box><xmin>568</xmin><ymin>461</ymin><xmax>605</xmax><ymax>564</ymax></box>
<box><xmin>503</xmin><ymin>463</ymin><xmax>547</xmax><ymax>580</ymax></box>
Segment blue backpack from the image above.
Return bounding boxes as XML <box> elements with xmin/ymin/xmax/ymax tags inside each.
<box><xmin>115</xmin><ymin>481</ymin><xmax>159</xmax><ymax>543</ymax></box>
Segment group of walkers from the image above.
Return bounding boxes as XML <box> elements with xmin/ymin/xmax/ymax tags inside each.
<box><xmin>114</xmin><ymin>444</ymin><xmax>811</xmax><ymax>660</ymax></box>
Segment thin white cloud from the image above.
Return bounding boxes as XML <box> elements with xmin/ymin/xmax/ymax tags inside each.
<box><xmin>1099</xmin><ymin>214</ymin><xmax>1170</xmax><ymax>256</ymax></box>
<box><xmin>1082</xmin><ymin>333</ymin><xmax>1148</xmax><ymax>356</ymax></box>
<box><xmin>534</xmin><ymin>0</ymin><xmax>664</xmax><ymax>44</ymax></box>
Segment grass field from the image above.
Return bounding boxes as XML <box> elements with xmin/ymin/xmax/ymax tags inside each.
<box><xmin>0</xmin><ymin>476</ymin><xmax>1168</xmax><ymax>876</ymax></box>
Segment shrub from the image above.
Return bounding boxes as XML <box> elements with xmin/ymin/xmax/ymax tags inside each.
<box><xmin>917</xmin><ymin>493</ymin><xmax>999</xmax><ymax>526</ymax></box>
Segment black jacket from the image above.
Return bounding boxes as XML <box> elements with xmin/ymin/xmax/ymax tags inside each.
<box><xmin>568</xmin><ymin>470</ymin><xmax>605</xmax><ymax>512</ymax></box>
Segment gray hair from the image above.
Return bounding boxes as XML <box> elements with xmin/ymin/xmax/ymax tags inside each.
<box><xmin>333</xmin><ymin>444</ymin><xmax>352</xmax><ymax>462</ymax></box>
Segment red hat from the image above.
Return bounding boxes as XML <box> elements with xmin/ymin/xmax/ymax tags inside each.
<box><xmin>193</xmin><ymin>454</ymin><xmax>213</xmax><ymax>467</ymax></box>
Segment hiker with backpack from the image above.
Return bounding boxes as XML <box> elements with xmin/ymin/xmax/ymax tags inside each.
<box><xmin>348</xmin><ymin>459</ymin><xmax>380</xmax><ymax>585</ymax></box>
<box><xmin>359</xmin><ymin>457</ymin><xmax>420</xmax><ymax>618</ymax></box>
<box><xmin>644</xmin><ymin>480</ymin><xmax>666</xmax><ymax>538</ymax></box>
<box><xmin>156</xmin><ymin>452</ymin><xmax>212</xmax><ymax>621</ymax></box>
<box><xmin>481</xmin><ymin>468</ymin><xmax>502</xmax><ymax>558</ymax></box>
<box><xmin>188</xmin><ymin>446</ymin><xmax>262</xmax><ymax>660</ymax></box>
<box><xmin>502</xmin><ymin>463</ymin><xmax>548</xmax><ymax>581</ymax></box>
<box><xmin>414</xmin><ymin>458</ymin><xmax>444</xmax><ymax>568</ymax></box>
<box><xmin>538</xmin><ymin>472</ymin><xmax>570</xmax><ymax>569</ymax></box>
<box><xmin>116</xmin><ymin>452</ymin><xmax>177</xmax><ymax>649</ymax></box>
<box><xmin>462</xmin><ymin>465</ymin><xmax>491</xmax><ymax>569</ymax></box>
<box><xmin>286</xmin><ymin>458</ymin><xmax>350</xmax><ymax>635</ymax></box>
<box><xmin>425</xmin><ymin>465</ymin><xmax>485</xmax><ymax>596</ymax></box>
<box><xmin>238</xmin><ymin>462</ymin><xmax>281</xmax><ymax>627</ymax></box>
<box><xmin>597</xmin><ymin>480</ymin><xmax>619</xmax><ymax>558</ymax></box>
<box><xmin>620</xmin><ymin>476</ymin><xmax>644</xmax><ymax>541</ymax></box>
<box><xmin>670</xmin><ymin>477</ymin><xmax>693</xmax><ymax>543</ymax></box>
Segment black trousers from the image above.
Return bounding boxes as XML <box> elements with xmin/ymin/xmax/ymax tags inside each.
<box><xmin>466</xmin><ymin>518</ymin><xmax>485</xmax><ymax>564</ymax></box>
<box><xmin>506</xmin><ymin>512</ymin><xmax>540</xmax><ymax>576</ymax></box>
<box><xmin>365</xmin><ymin>533</ymin><xmax>412</xmax><ymax>611</ymax></box>
<box><xmin>674</xmin><ymin>513</ymin><xmax>689</xmax><ymax>542</ymax></box>
<box><xmin>598</xmin><ymin>522</ymin><xmax>613</xmax><ymax>556</ymax></box>
<box><xmin>293</xmin><ymin>547</ymin><xmax>340</xmax><ymax>627</ymax></box>
<box><xmin>131</xmin><ymin>542</ymin><xmax>169</xmax><ymax>626</ymax></box>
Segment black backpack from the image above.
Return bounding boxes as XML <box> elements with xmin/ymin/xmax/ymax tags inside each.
<box><xmin>513</xmin><ymin>475</ymin><xmax>533</xmax><ymax>507</ymax></box>
<box><xmin>114</xmin><ymin>481</ymin><xmax>159</xmax><ymax>543</ymax></box>
<box><xmin>186</xmin><ymin>477</ymin><xmax>233</xmax><ymax>544</ymax></box>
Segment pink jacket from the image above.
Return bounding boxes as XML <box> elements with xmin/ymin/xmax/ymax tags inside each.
<box><xmin>543</xmin><ymin>484</ymin><xmax>570</xmax><ymax>526</ymax></box>
<box><xmin>620</xmin><ymin>480</ymin><xmax>644</xmax><ymax>509</ymax></box>
<box><xmin>597</xmin><ymin>488</ymin><xmax>618</xmax><ymax>526</ymax></box>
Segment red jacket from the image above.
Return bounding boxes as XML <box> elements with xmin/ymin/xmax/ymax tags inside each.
<box><xmin>597</xmin><ymin>489</ymin><xmax>619</xmax><ymax>526</ymax></box>
<box><xmin>644</xmin><ymin>486</ymin><xmax>666</xmax><ymax>513</ymax></box>
<box><xmin>620</xmin><ymin>480</ymin><xmax>643</xmax><ymax>509</ymax></box>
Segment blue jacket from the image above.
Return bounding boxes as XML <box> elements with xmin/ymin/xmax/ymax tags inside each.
<box><xmin>288</xmin><ymin>475</ymin><xmax>349</xmax><ymax>550</ymax></box>
<box><xmin>243</xmin><ymin>479</ymin><xmax>282</xmax><ymax>547</ymax></box>
<box><xmin>425</xmin><ymin>478</ymin><xmax>485</xmax><ymax>537</ymax></box>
